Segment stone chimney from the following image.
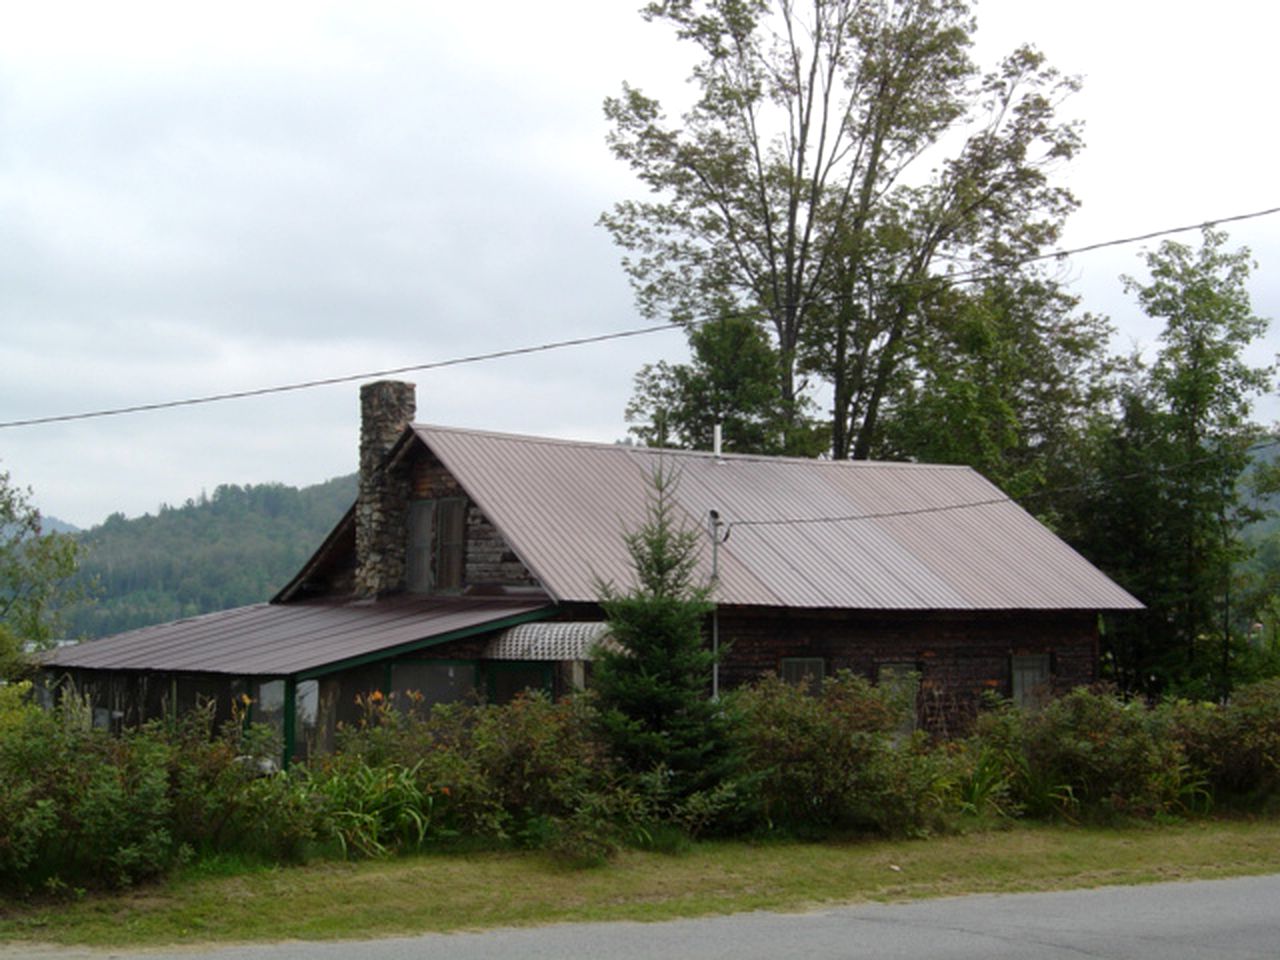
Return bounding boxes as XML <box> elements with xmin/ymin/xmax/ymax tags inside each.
<box><xmin>354</xmin><ymin>380</ymin><xmax>416</xmax><ymax>597</ymax></box>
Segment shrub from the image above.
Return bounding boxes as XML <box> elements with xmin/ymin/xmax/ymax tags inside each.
<box><xmin>975</xmin><ymin>687</ymin><xmax>1190</xmax><ymax>821</ymax></box>
<box><xmin>729</xmin><ymin>672</ymin><xmax>952</xmax><ymax>835</ymax></box>
<box><xmin>1155</xmin><ymin>678</ymin><xmax>1280</xmax><ymax>809</ymax></box>
<box><xmin>330</xmin><ymin>691</ymin><xmax>615</xmax><ymax>845</ymax></box>
<box><xmin>0</xmin><ymin>686</ymin><xmax>182</xmax><ymax>893</ymax></box>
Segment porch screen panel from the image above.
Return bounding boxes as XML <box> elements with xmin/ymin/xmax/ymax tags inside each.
<box><xmin>391</xmin><ymin>660</ymin><xmax>478</xmax><ymax>708</ymax></box>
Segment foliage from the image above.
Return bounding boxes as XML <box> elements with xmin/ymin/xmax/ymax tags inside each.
<box><xmin>593</xmin><ymin>466</ymin><xmax>736</xmax><ymax>803</ymax></box>
<box><xmin>875</xmin><ymin>277</ymin><xmax>1114</xmax><ymax>507</ymax></box>
<box><xmin>970</xmin><ymin>688</ymin><xmax>1193</xmax><ymax>821</ymax></box>
<box><xmin>603</xmin><ymin>0</ymin><xmax>1081</xmax><ymax>455</ymax></box>
<box><xmin>1154</xmin><ymin>679</ymin><xmax>1280</xmax><ymax>808</ymax></box>
<box><xmin>60</xmin><ymin>474</ymin><xmax>356</xmax><ymax>638</ymax></box>
<box><xmin>0</xmin><ymin>685</ymin><xmax>177</xmax><ymax>893</ymax></box>
<box><xmin>728</xmin><ymin>672</ymin><xmax>953</xmax><ymax>835</ymax></box>
<box><xmin>1065</xmin><ymin>230</ymin><xmax>1274</xmax><ymax>696</ymax></box>
<box><xmin>331</xmin><ymin>690</ymin><xmax>618</xmax><ymax>845</ymax></box>
<box><xmin>12</xmin><ymin>673</ymin><xmax>1280</xmax><ymax>895</ymax></box>
<box><xmin>625</xmin><ymin>315</ymin><xmax>823</xmax><ymax>455</ymax></box>
<box><xmin>0</xmin><ymin>471</ymin><xmax>79</xmax><ymax>674</ymax></box>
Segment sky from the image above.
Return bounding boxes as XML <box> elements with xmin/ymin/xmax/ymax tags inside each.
<box><xmin>1</xmin><ymin>0</ymin><xmax>1277</xmax><ymax>529</ymax></box>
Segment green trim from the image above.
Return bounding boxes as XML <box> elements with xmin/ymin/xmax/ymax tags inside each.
<box><xmin>282</xmin><ymin>678</ymin><xmax>297</xmax><ymax>771</ymax></box>
<box><xmin>294</xmin><ymin>606</ymin><xmax>556</xmax><ymax>682</ymax></box>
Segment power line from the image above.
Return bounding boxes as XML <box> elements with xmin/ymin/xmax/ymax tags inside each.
<box><xmin>722</xmin><ymin>437</ymin><xmax>1280</xmax><ymax>532</ymax></box>
<box><xmin>942</xmin><ymin>204</ymin><xmax>1280</xmax><ymax>283</ymax></box>
<box><xmin>3</xmin><ymin>204</ymin><xmax>1277</xmax><ymax>431</ymax></box>
<box><xmin>0</xmin><ymin>323</ymin><xmax>677</xmax><ymax>429</ymax></box>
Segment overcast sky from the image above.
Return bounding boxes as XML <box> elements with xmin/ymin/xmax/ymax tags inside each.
<box><xmin>1</xmin><ymin>0</ymin><xmax>1277</xmax><ymax>529</ymax></box>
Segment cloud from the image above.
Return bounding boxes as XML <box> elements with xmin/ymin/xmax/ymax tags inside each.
<box><xmin>0</xmin><ymin>0</ymin><xmax>1276</xmax><ymax>527</ymax></box>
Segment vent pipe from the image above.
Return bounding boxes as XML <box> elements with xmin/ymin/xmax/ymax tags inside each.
<box><xmin>713</xmin><ymin>423</ymin><xmax>723</xmax><ymax>459</ymax></box>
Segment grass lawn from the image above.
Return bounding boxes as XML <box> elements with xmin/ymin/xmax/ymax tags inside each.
<box><xmin>3</xmin><ymin>818</ymin><xmax>1280</xmax><ymax>950</ymax></box>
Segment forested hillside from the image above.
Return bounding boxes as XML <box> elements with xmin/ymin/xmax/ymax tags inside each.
<box><xmin>61</xmin><ymin>475</ymin><xmax>356</xmax><ymax>638</ymax></box>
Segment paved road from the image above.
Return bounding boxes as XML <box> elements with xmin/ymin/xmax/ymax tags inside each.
<box><xmin>11</xmin><ymin>873</ymin><xmax>1280</xmax><ymax>959</ymax></box>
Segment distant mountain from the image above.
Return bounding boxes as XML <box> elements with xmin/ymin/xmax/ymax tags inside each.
<box><xmin>41</xmin><ymin>516</ymin><xmax>81</xmax><ymax>535</ymax></box>
<box><xmin>60</xmin><ymin>474</ymin><xmax>357</xmax><ymax>639</ymax></box>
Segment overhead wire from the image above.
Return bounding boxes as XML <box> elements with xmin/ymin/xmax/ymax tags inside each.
<box><xmin>1</xmin><ymin>203</ymin><xmax>1277</xmax><ymax>431</ymax></box>
<box><xmin>721</xmin><ymin>437</ymin><xmax>1280</xmax><ymax>533</ymax></box>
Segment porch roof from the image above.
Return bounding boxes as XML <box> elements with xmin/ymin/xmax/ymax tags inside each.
<box><xmin>41</xmin><ymin>594</ymin><xmax>554</xmax><ymax>678</ymax></box>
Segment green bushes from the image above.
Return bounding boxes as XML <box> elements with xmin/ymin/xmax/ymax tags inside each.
<box><xmin>0</xmin><ymin>685</ymin><xmax>179</xmax><ymax>892</ymax></box>
<box><xmin>6</xmin><ymin>676</ymin><xmax>1280</xmax><ymax>897</ymax></box>
<box><xmin>728</xmin><ymin>673</ymin><xmax>952</xmax><ymax>835</ymax></box>
<box><xmin>972</xmin><ymin>688</ymin><xmax>1190</xmax><ymax>820</ymax></box>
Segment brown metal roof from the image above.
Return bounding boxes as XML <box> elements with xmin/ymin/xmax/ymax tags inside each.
<box><xmin>42</xmin><ymin>594</ymin><xmax>554</xmax><ymax>678</ymax></box>
<box><xmin>413</xmin><ymin>425</ymin><xmax>1142</xmax><ymax>612</ymax></box>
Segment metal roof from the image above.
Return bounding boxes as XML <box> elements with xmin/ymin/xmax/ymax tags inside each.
<box><xmin>41</xmin><ymin>594</ymin><xmax>554</xmax><ymax>678</ymax></box>
<box><xmin>485</xmin><ymin>621</ymin><xmax>617</xmax><ymax>661</ymax></box>
<box><xmin>413</xmin><ymin>425</ymin><xmax>1143</xmax><ymax>612</ymax></box>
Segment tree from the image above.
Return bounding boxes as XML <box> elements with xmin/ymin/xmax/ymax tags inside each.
<box><xmin>624</xmin><ymin>314</ymin><xmax>824</xmax><ymax>454</ymax></box>
<box><xmin>875</xmin><ymin>274</ymin><xmax>1114</xmax><ymax>507</ymax></box>
<box><xmin>0</xmin><ymin>471</ymin><xmax>79</xmax><ymax>678</ymax></box>
<box><xmin>592</xmin><ymin>466</ymin><xmax>735</xmax><ymax>800</ymax></box>
<box><xmin>1069</xmin><ymin>230</ymin><xmax>1274</xmax><ymax>696</ymax></box>
<box><xmin>602</xmin><ymin>0</ymin><xmax>1081</xmax><ymax>455</ymax></box>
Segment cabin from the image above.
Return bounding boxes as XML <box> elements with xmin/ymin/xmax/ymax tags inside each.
<box><xmin>42</xmin><ymin>380</ymin><xmax>1142</xmax><ymax>759</ymax></box>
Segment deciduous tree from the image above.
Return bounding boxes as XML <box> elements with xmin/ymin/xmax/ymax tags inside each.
<box><xmin>0</xmin><ymin>471</ymin><xmax>78</xmax><ymax>677</ymax></box>
<box><xmin>602</xmin><ymin>0</ymin><xmax>1081</xmax><ymax>455</ymax></box>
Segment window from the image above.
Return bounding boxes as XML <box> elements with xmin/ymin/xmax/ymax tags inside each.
<box><xmin>877</xmin><ymin>662</ymin><xmax>920</xmax><ymax>734</ymax></box>
<box><xmin>406</xmin><ymin>498</ymin><xmax>467</xmax><ymax>592</ymax></box>
<box><xmin>780</xmin><ymin>657</ymin><xmax>825</xmax><ymax>695</ymax></box>
<box><xmin>1011</xmin><ymin>654</ymin><xmax>1051</xmax><ymax>709</ymax></box>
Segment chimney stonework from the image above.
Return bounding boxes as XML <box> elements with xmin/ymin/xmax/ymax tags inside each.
<box><xmin>355</xmin><ymin>380</ymin><xmax>416</xmax><ymax>597</ymax></box>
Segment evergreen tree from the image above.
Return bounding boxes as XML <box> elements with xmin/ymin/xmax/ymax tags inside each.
<box><xmin>593</xmin><ymin>466</ymin><xmax>735</xmax><ymax>800</ymax></box>
<box><xmin>1069</xmin><ymin>229</ymin><xmax>1274</xmax><ymax>696</ymax></box>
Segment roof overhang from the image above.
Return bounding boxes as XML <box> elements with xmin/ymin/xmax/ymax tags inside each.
<box><xmin>41</xmin><ymin>594</ymin><xmax>556</xmax><ymax>679</ymax></box>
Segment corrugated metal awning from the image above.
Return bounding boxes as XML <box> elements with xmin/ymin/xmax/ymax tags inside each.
<box><xmin>484</xmin><ymin>621</ymin><xmax>617</xmax><ymax>661</ymax></box>
<box><xmin>41</xmin><ymin>594</ymin><xmax>555</xmax><ymax>678</ymax></box>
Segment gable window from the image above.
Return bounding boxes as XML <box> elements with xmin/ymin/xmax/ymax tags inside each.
<box><xmin>406</xmin><ymin>498</ymin><xmax>466</xmax><ymax>592</ymax></box>
<box><xmin>1011</xmin><ymin>654</ymin><xmax>1052</xmax><ymax>709</ymax></box>
<box><xmin>780</xmin><ymin>657</ymin><xmax>825</xmax><ymax>695</ymax></box>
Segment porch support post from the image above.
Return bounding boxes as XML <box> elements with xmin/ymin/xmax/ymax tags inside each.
<box><xmin>282</xmin><ymin>677</ymin><xmax>297</xmax><ymax>771</ymax></box>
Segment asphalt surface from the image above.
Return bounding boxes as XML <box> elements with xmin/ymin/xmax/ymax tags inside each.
<box><xmin>9</xmin><ymin>873</ymin><xmax>1280</xmax><ymax>959</ymax></box>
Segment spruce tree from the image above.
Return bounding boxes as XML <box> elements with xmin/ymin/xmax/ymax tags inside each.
<box><xmin>593</xmin><ymin>466</ymin><xmax>734</xmax><ymax>800</ymax></box>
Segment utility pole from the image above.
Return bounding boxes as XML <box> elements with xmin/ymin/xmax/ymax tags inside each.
<box><xmin>709</xmin><ymin>508</ymin><xmax>725</xmax><ymax>699</ymax></box>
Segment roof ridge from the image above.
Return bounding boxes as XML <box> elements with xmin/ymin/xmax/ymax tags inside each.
<box><xmin>410</xmin><ymin>423</ymin><xmax>972</xmax><ymax>471</ymax></box>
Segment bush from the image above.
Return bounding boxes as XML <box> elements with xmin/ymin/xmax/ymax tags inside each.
<box><xmin>729</xmin><ymin>672</ymin><xmax>952</xmax><ymax>835</ymax></box>
<box><xmin>1154</xmin><ymin>678</ymin><xmax>1280</xmax><ymax>809</ymax></box>
<box><xmin>973</xmin><ymin>687</ymin><xmax>1190</xmax><ymax>821</ymax></box>
<box><xmin>330</xmin><ymin>691</ymin><xmax>616</xmax><ymax>847</ymax></box>
<box><xmin>0</xmin><ymin>685</ymin><xmax>181</xmax><ymax>893</ymax></box>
